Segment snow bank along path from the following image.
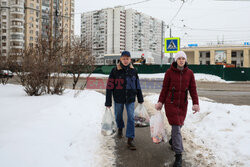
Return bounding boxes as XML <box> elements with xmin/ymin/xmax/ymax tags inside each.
<box><xmin>66</xmin><ymin>73</ymin><xmax>230</xmax><ymax>83</ymax></box>
<box><xmin>145</xmin><ymin>95</ymin><xmax>250</xmax><ymax>167</ymax></box>
<box><xmin>0</xmin><ymin>84</ymin><xmax>115</xmax><ymax>167</ymax></box>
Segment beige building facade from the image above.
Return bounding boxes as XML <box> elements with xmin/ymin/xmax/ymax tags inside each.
<box><xmin>182</xmin><ymin>45</ymin><xmax>250</xmax><ymax>68</ymax></box>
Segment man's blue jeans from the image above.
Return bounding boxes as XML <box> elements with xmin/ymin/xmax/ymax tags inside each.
<box><xmin>114</xmin><ymin>102</ymin><xmax>135</xmax><ymax>138</ymax></box>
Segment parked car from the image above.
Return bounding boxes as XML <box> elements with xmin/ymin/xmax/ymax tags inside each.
<box><xmin>0</xmin><ymin>70</ymin><xmax>14</xmax><ymax>78</ymax></box>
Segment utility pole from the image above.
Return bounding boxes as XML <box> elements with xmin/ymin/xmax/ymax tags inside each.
<box><xmin>169</xmin><ymin>26</ymin><xmax>174</xmax><ymax>64</ymax></box>
<box><xmin>50</xmin><ymin>0</ymin><xmax>53</xmax><ymax>49</ymax></box>
<box><xmin>160</xmin><ymin>21</ymin><xmax>164</xmax><ymax>67</ymax></box>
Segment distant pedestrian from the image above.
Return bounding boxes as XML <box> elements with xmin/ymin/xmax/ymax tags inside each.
<box><xmin>155</xmin><ymin>51</ymin><xmax>200</xmax><ymax>167</ymax></box>
<box><xmin>105</xmin><ymin>51</ymin><xmax>144</xmax><ymax>150</ymax></box>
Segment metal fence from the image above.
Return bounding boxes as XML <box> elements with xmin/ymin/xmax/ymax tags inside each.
<box><xmin>93</xmin><ymin>65</ymin><xmax>250</xmax><ymax>81</ymax></box>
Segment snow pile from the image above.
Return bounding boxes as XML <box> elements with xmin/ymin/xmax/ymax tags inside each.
<box><xmin>139</xmin><ymin>73</ymin><xmax>165</xmax><ymax>79</ymax></box>
<box><xmin>0</xmin><ymin>84</ymin><xmax>115</xmax><ymax>167</ymax></box>
<box><xmin>139</xmin><ymin>73</ymin><xmax>229</xmax><ymax>83</ymax></box>
<box><xmin>64</xmin><ymin>73</ymin><xmax>229</xmax><ymax>83</ymax></box>
<box><xmin>194</xmin><ymin>73</ymin><xmax>231</xmax><ymax>83</ymax></box>
<box><xmin>145</xmin><ymin>95</ymin><xmax>250</xmax><ymax>167</ymax></box>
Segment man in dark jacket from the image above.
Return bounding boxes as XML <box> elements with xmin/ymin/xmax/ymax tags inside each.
<box><xmin>105</xmin><ymin>51</ymin><xmax>144</xmax><ymax>150</ymax></box>
<box><xmin>155</xmin><ymin>51</ymin><xmax>200</xmax><ymax>167</ymax></box>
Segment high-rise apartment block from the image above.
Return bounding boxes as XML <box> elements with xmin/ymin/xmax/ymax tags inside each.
<box><xmin>81</xmin><ymin>6</ymin><xmax>165</xmax><ymax>65</ymax></box>
<box><xmin>0</xmin><ymin>0</ymin><xmax>25</xmax><ymax>58</ymax></box>
<box><xmin>0</xmin><ymin>0</ymin><xmax>74</xmax><ymax>59</ymax></box>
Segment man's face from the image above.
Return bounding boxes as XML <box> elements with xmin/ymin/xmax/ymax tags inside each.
<box><xmin>120</xmin><ymin>56</ymin><xmax>131</xmax><ymax>66</ymax></box>
<box><xmin>176</xmin><ymin>57</ymin><xmax>186</xmax><ymax>67</ymax></box>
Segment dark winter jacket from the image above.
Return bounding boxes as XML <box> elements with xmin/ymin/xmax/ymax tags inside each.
<box><xmin>158</xmin><ymin>62</ymin><xmax>199</xmax><ymax>125</ymax></box>
<box><xmin>105</xmin><ymin>63</ymin><xmax>144</xmax><ymax>106</ymax></box>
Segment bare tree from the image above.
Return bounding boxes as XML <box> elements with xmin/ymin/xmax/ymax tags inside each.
<box><xmin>8</xmin><ymin>26</ymin><xmax>68</xmax><ymax>96</ymax></box>
<box><xmin>0</xmin><ymin>56</ymin><xmax>10</xmax><ymax>85</ymax></box>
<box><xmin>66</xmin><ymin>38</ymin><xmax>95</xmax><ymax>90</ymax></box>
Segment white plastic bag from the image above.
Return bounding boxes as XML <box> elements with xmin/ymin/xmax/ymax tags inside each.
<box><xmin>134</xmin><ymin>104</ymin><xmax>150</xmax><ymax>127</ymax></box>
<box><xmin>101</xmin><ymin>108</ymin><xmax>116</xmax><ymax>136</ymax></box>
<box><xmin>150</xmin><ymin>112</ymin><xmax>168</xmax><ymax>144</ymax></box>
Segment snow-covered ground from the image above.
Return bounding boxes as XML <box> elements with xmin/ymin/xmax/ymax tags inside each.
<box><xmin>1</xmin><ymin>84</ymin><xmax>249</xmax><ymax>167</ymax></box>
<box><xmin>67</xmin><ymin>73</ymin><xmax>230</xmax><ymax>83</ymax></box>
<box><xmin>0</xmin><ymin>84</ymin><xmax>115</xmax><ymax>167</ymax></box>
<box><xmin>145</xmin><ymin>95</ymin><xmax>250</xmax><ymax>167</ymax></box>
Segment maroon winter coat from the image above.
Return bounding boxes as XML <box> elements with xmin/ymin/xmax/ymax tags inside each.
<box><xmin>158</xmin><ymin>62</ymin><xmax>199</xmax><ymax>125</ymax></box>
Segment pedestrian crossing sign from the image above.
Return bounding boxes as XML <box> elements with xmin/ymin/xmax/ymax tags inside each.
<box><xmin>165</xmin><ymin>37</ymin><xmax>180</xmax><ymax>53</ymax></box>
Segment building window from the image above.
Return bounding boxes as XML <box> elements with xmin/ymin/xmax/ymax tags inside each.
<box><xmin>241</xmin><ymin>61</ymin><xmax>243</xmax><ymax>67</ymax></box>
<box><xmin>206</xmin><ymin>61</ymin><xmax>210</xmax><ymax>65</ymax></box>
<box><xmin>206</xmin><ymin>52</ymin><xmax>210</xmax><ymax>58</ymax></box>
<box><xmin>232</xmin><ymin>61</ymin><xmax>236</xmax><ymax>66</ymax></box>
<box><xmin>232</xmin><ymin>51</ymin><xmax>237</xmax><ymax>57</ymax></box>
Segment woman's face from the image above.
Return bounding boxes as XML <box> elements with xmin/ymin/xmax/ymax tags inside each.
<box><xmin>120</xmin><ymin>56</ymin><xmax>131</xmax><ymax>66</ymax></box>
<box><xmin>176</xmin><ymin>57</ymin><xmax>186</xmax><ymax>67</ymax></box>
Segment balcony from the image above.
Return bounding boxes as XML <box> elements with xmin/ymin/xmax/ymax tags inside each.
<box><xmin>10</xmin><ymin>25</ymin><xmax>24</xmax><ymax>28</ymax></box>
<box><xmin>10</xmin><ymin>4</ymin><xmax>24</xmax><ymax>9</ymax></box>
<box><xmin>10</xmin><ymin>45</ymin><xmax>24</xmax><ymax>49</ymax></box>
<box><xmin>11</xmin><ymin>18</ymin><xmax>24</xmax><ymax>23</ymax></box>
<box><xmin>11</xmin><ymin>33</ymin><xmax>24</xmax><ymax>37</ymax></box>
<box><xmin>10</xmin><ymin>10</ymin><xmax>24</xmax><ymax>15</ymax></box>
<box><xmin>10</xmin><ymin>38</ymin><xmax>24</xmax><ymax>42</ymax></box>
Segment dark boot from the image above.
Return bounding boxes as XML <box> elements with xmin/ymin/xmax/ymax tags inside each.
<box><xmin>127</xmin><ymin>138</ymin><xmax>136</xmax><ymax>150</ymax></box>
<box><xmin>169</xmin><ymin>138</ymin><xmax>173</xmax><ymax>151</ymax></box>
<box><xmin>173</xmin><ymin>154</ymin><xmax>182</xmax><ymax>167</ymax></box>
<box><xmin>117</xmin><ymin>128</ymin><xmax>123</xmax><ymax>138</ymax></box>
<box><xmin>169</xmin><ymin>138</ymin><xmax>172</xmax><ymax>145</ymax></box>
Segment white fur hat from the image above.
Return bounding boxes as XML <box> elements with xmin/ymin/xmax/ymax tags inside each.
<box><xmin>174</xmin><ymin>51</ymin><xmax>187</xmax><ymax>62</ymax></box>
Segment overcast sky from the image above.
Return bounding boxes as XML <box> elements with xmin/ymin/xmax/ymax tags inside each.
<box><xmin>74</xmin><ymin>0</ymin><xmax>250</xmax><ymax>46</ymax></box>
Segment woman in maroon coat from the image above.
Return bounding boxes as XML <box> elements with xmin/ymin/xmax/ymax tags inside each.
<box><xmin>155</xmin><ymin>51</ymin><xmax>200</xmax><ymax>167</ymax></box>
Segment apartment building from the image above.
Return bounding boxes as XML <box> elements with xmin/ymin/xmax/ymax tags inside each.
<box><xmin>81</xmin><ymin>6</ymin><xmax>126</xmax><ymax>65</ymax></box>
<box><xmin>81</xmin><ymin>7</ymin><xmax>165</xmax><ymax>65</ymax></box>
<box><xmin>0</xmin><ymin>0</ymin><xmax>74</xmax><ymax>59</ymax></box>
<box><xmin>0</xmin><ymin>0</ymin><xmax>25</xmax><ymax>58</ymax></box>
<box><xmin>126</xmin><ymin>8</ymin><xmax>165</xmax><ymax>64</ymax></box>
<box><xmin>25</xmin><ymin>0</ymin><xmax>74</xmax><ymax>47</ymax></box>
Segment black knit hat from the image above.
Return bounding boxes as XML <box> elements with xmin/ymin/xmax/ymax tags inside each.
<box><xmin>121</xmin><ymin>51</ymin><xmax>131</xmax><ymax>57</ymax></box>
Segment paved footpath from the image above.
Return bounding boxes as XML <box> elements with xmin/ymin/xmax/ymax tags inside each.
<box><xmin>114</xmin><ymin>107</ymin><xmax>193</xmax><ymax>167</ymax></box>
<box><xmin>115</xmin><ymin>129</ymin><xmax>193</xmax><ymax>167</ymax></box>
